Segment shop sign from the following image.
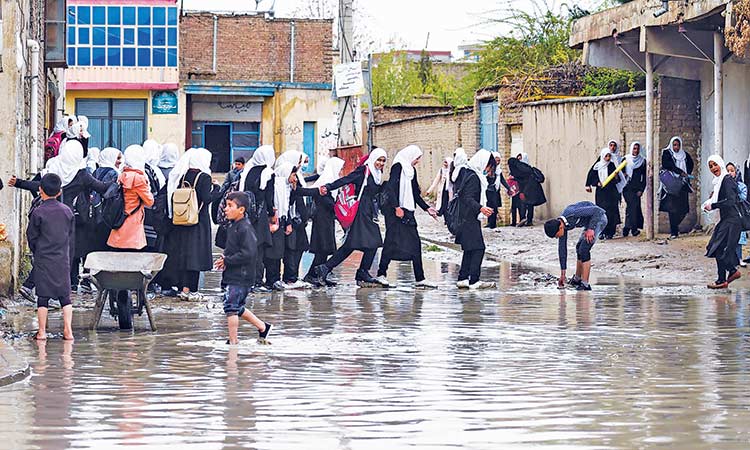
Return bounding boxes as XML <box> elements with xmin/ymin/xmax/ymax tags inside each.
<box><xmin>152</xmin><ymin>91</ymin><xmax>179</xmax><ymax>114</ymax></box>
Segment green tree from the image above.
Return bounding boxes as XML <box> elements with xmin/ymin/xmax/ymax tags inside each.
<box><xmin>371</xmin><ymin>52</ymin><xmax>422</xmax><ymax>106</ymax></box>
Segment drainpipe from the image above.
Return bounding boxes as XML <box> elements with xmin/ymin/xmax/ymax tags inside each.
<box><xmin>290</xmin><ymin>21</ymin><xmax>296</xmax><ymax>83</ymax></box>
<box><xmin>212</xmin><ymin>15</ymin><xmax>218</xmax><ymax>74</ymax></box>
<box><xmin>27</xmin><ymin>39</ymin><xmax>40</xmax><ymax>174</ymax></box>
<box><xmin>714</xmin><ymin>31</ymin><xmax>723</xmax><ymax>158</ymax></box>
<box><xmin>645</xmin><ymin>52</ymin><xmax>656</xmax><ymax>239</ymax></box>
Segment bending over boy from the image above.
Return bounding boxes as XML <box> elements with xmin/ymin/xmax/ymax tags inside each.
<box><xmin>544</xmin><ymin>201</ymin><xmax>608</xmax><ymax>291</ymax></box>
<box><xmin>27</xmin><ymin>174</ymin><xmax>76</xmax><ymax>340</ymax></box>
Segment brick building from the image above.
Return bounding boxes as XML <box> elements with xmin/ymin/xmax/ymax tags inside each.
<box><xmin>180</xmin><ymin>12</ymin><xmax>336</xmax><ymax>173</ymax></box>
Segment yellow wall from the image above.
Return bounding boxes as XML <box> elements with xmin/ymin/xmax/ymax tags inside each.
<box><xmin>65</xmin><ymin>89</ymin><xmax>186</xmax><ymax>149</ymax></box>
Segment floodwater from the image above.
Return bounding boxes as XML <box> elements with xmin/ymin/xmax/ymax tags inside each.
<box><xmin>2</xmin><ymin>255</ymin><xmax>750</xmax><ymax>450</ymax></box>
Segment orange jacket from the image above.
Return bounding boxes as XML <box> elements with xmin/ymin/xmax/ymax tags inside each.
<box><xmin>107</xmin><ymin>168</ymin><xmax>155</xmax><ymax>250</ymax></box>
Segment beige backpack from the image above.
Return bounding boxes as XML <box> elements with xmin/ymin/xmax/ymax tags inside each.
<box><xmin>172</xmin><ymin>174</ymin><xmax>203</xmax><ymax>226</ymax></box>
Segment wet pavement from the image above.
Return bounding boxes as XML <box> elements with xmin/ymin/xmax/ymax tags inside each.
<box><xmin>2</xmin><ymin>254</ymin><xmax>750</xmax><ymax>449</ymax></box>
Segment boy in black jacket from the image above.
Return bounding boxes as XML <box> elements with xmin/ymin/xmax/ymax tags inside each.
<box><xmin>214</xmin><ymin>191</ymin><xmax>272</xmax><ymax>344</ymax></box>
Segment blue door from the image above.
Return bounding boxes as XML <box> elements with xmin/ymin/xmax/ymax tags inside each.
<box><xmin>479</xmin><ymin>101</ymin><xmax>498</xmax><ymax>153</ymax></box>
<box><xmin>302</xmin><ymin>122</ymin><xmax>316</xmax><ymax>173</ymax></box>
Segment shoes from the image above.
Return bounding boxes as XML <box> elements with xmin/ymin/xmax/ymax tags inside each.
<box><xmin>258</xmin><ymin>322</ymin><xmax>273</xmax><ymax>340</ymax></box>
<box><xmin>355</xmin><ymin>269</ymin><xmax>379</xmax><ymax>287</ymax></box>
<box><xmin>599</xmin><ymin>233</ymin><xmax>606</xmax><ymax>240</ymax></box>
<box><xmin>161</xmin><ymin>288</ymin><xmax>179</xmax><ymax>297</ymax></box>
<box><xmin>178</xmin><ymin>291</ymin><xmax>190</xmax><ymax>300</ymax></box>
<box><xmin>283</xmin><ymin>280</ymin><xmax>309</xmax><ymax>290</ymax></box>
<box><xmin>708</xmin><ymin>281</ymin><xmax>729</xmax><ymax>289</ymax></box>
<box><xmin>668</xmin><ymin>234</ymin><xmax>678</xmax><ymax>240</ymax></box>
<box><xmin>740</xmin><ymin>261</ymin><xmax>748</xmax><ymax>268</ymax></box>
<box><xmin>255</xmin><ymin>285</ymin><xmax>272</xmax><ymax>293</ymax></box>
<box><xmin>469</xmin><ymin>281</ymin><xmax>496</xmax><ymax>290</ymax></box>
<box><xmin>188</xmin><ymin>292</ymin><xmax>203</xmax><ymax>302</ymax></box>
<box><xmin>373</xmin><ymin>276</ymin><xmax>391</xmax><ymax>287</ymax></box>
<box><xmin>622</xmin><ymin>228</ymin><xmax>630</xmax><ymax>237</ymax></box>
<box><xmin>743</xmin><ymin>257</ymin><xmax>750</xmax><ymax>264</ymax></box>
<box><xmin>272</xmin><ymin>281</ymin><xmax>285</xmax><ymax>291</ymax></box>
<box><xmin>576</xmin><ymin>283</ymin><xmax>592</xmax><ymax>291</ymax></box>
<box><xmin>303</xmin><ymin>273</ymin><xmax>323</xmax><ymax>287</ymax></box>
<box><xmin>79</xmin><ymin>283</ymin><xmax>93</xmax><ymax>295</ymax></box>
<box><xmin>415</xmin><ymin>279</ymin><xmax>438</xmax><ymax>289</ymax></box>
<box><xmin>728</xmin><ymin>270</ymin><xmax>742</xmax><ymax>284</ymax></box>
<box><xmin>568</xmin><ymin>276</ymin><xmax>583</xmax><ymax>287</ymax></box>
<box><xmin>516</xmin><ymin>220</ymin><xmax>527</xmax><ymax>228</ymax></box>
<box><xmin>19</xmin><ymin>286</ymin><xmax>35</xmax><ymax>303</ymax></box>
<box><xmin>311</xmin><ymin>264</ymin><xmax>330</xmax><ymax>286</ymax></box>
<box><xmin>631</xmin><ymin>230</ymin><xmax>641</xmax><ymax>237</ymax></box>
<box><xmin>456</xmin><ymin>279</ymin><xmax>470</xmax><ymax>289</ymax></box>
<box><xmin>324</xmin><ymin>274</ymin><xmax>338</xmax><ymax>287</ymax></box>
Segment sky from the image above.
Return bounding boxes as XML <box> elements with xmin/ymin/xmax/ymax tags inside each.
<box><xmin>181</xmin><ymin>0</ymin><xmax>603</xmax><ymax>55</ymax></box>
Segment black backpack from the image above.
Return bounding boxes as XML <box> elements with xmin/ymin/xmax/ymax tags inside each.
<box><xmin>101</xmin><ymin>183</ymin><xmax>141</xmax><ymax>230</ymax></box>
<box><xmin>72</xmin><ymin>192</ymin><xmax>93</xmax><ymax>225</ymax></box>
<box><xmin>532</xmin><ymin>167</ymin><xmax>545</xmax><ymax>183</ymax></box>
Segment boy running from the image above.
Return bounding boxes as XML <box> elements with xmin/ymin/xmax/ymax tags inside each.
<box><xmin>544</xmin><ymin>201</ymin><xmax>608</xmax><ymax>291</ymax></box>
<box><xmin>214</xmin><ymin>191</ymin><xmax>272</xmax><ymax>344</ymax></box>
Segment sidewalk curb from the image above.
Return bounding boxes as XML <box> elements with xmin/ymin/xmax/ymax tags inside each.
<box><xmin>0</xmin><ymin>342</ymin><xmax>30</xmax><ymax>387</ymax></box>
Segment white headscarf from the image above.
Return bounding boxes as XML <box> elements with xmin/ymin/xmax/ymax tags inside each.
<box><xmin>593</xmin><ymin>148</ymin><xmax>612</xmax><ymax>185</ymax></box>
<box><xmin>47</xmin><ymin>140</ymin><xmax>86</xmax><ymax>185</ymax></box>
<box><xmin>276</xmin><ymin>150</ymin><xmax>303</xmax><ymax>169</ymax></box>
<box><xmin>451</xmin><ymin>148</ymin><xmax>469</xmax><ymax>183</ymax></box>
<box><xmin>76</xmin><ymin>116</ymin><xmax>91</xmax><ymax>139</ymax></box>
<box><xmin>516</xmin><ymin>152</ymin><xmax>530</xmax><ymax>165</ymax></box>
<box><xmin>313</xmin><ymin>157</ymin><xmax>345</xmax><ymax>191</ymax></box>
<box><xmin>366</xmin><ymin>148</ymin><xmax>387</xmax><ymax>185</ymax></box>
<box><xmin>316</xmin><ymin>156</ymin><xmax>330</xmax><ymax>174</ymax></box>
<box><xmin>392</xmin><ymin>145</ymin><xmax>423</xmax><ymax>211</ymax></box>
<box><xmin>86</xmin><ymin>147</ymin><xmax>100</xmax><ymax>172</ymax></box>
<box><xmin>239</xmin><ymin>145</ymin><xmax>276</xmax><ymax>192</ymax></box>
<box><xmin>166</xmin><ymin>147</ymin><xmax>212</xmax><ymax>216</ymax></box>
<box><xmin>159</xmin><ymin>143</ymin><xmax>179</xmax><ymax>169</ymax></box>
<box><xmin>441</xmin><ymin>156</ymin><xmax>453</xmax><ymax>179</ymax></box>
<box><xmin>65</xmin><ymin>115</ymin><xmax>78</xmax><ymax>139</ymax></box>
<box><xmin>667</xmin><ymin>136</ymin><xmax>687</xmax><ymax>173</ymax></box>
<box><xmin>625</xmin><ymin>142</ymin><xmax>645</xmax><ymax>178</ymax></box>
<box><xmin>53</xmin><ymin>117</ymin><xmax>68</xmax><ymax>134</ymax></box>
<box><xmin>703</xmin><ymin>154</ymin><xmax>729</xmax><ymax>213</ymax></box>
<box><xmin>143</xmin><ymin>139</ymin><xmax>165</xmax><ymax>188</ymax></box>
<box><xmin>468</xmin><ymin>149</ymin><xmax>493</xmax><ymax>207</ymax></box>
<box><xmin>273</xmin><ymin>162</ymin><xmax>294</xmax><ymax>218</ymax></box>
<box><xmin>123</xmin><ymin>145</ymin><xmax>146</xmax><ymax>171</ymax></box>
<box><xmin>608</xmin><ymin>140</ymin><xmax>620</xmax><ymax>162</ymax></box>
<box><xmin>98</xmin><ymin>147</ymin><xmax>122</xmax><ymax>171</ymax></box>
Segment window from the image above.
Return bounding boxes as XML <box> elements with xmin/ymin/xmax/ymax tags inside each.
<box><xmin>45</xmin><ymin>0</ymin><xmax>67</xmax><ymax>66</ymax></box>
<box><xmin>76</xmin><ymin>99</ymin><xmax>147</xmax><ymax>149</ymax></box>
<box><xmin>67</xmin><ymin>5</ymin><xmax>178</xmax><ymax>68</ymax></box>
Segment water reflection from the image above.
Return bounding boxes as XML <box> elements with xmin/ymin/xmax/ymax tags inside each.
<box><xmin>2</xmin><ymin>259</ymin><xmax>750</xmax><ymax>448</ymax></box>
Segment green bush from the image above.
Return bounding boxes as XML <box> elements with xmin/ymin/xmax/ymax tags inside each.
<box><xmin>581</xmin><ymin>68</ymin><xmax>646</xmax><ymax>96</ymax></box>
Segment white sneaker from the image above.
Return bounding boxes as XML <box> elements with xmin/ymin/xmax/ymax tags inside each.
<box><xmin>188</xmin><ymin>292</ymin><xmax>204</xmax><ymax>302</ymax></box>
<box><xmin>469</xmin><ymin>281</ymin><xmax>496</xmax><ymax>290</ymax></box>
<box><xmin>415</xmin><ymin>279</ymin><xmax>438</xmax><ymax>289</ymax></box>
<box><xmin>374</xmin><ymin>276</ymin><xmax>391</xmax><ymax>287</ymax></box>
<box><xmin>456</xmin><ymin>280</ymin><xmax>470</xmax><ymax>289</ymax></box>
<box><xmin>178</xmin><ymin>291</ymin><xmax>190</xmax><ymax>300</ymax></box>
<box><xmin>284</xmin><ymin>280</ymin><xmax>308</xmax><ymax>290</ymax></box>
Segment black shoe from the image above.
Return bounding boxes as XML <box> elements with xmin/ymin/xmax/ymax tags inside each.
<box><xmin>632</xmin><ymin>230</ymin><xmax>641</xmax><ymax>237</ymax></box>
<box><xmin>355</xmin><ymin>269</ymin><xmax>378</xmax><ymax>286</ymax></box>
<box><xmin>598</xmin><ymin>233</ymin><xmax>606</xmax><ymax>240</ymax></box>
<box><xmin>622</xmin><ymin>228</ymin><xmax>630</xmax><ymax>237</ymax></box>
<box><xmin>568</xmin><ymin>276</ymin><xmax>583</xmax><ymax>287</ymax></box>
<box><xmin>162</xmin><ymin>288</ymin><xmax>179</xmax><ymax>297</ymax></box>
<box><xmin>311</xmin><ymin>264</ymin><xmax>330</xmax><ymax>285</ymax></box>
<box><xmin>255</xmin><ymin>285</ymin><xmax>272</xmax><ymax>293</ymax></box>
<box><xmin>259</xmin><ymin>322</ymin><xmax>272</xmax><ymax>340</ymax></box>
<box><xmin>576</xmin><ymin>283</ymin><xmax>592</xmax><ymax>291</ymax></box>
<box><xmin>324</xmin><ymin>274</ymin><xmax>337</xmax><ymax>287</ymax></box>
<box><xmin>303</xmin><ymin>273</ymin><xmax>322</xmax><ymax>287</ymax></box>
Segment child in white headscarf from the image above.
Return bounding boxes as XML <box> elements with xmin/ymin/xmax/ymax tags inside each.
<box><xmin>659</xmin><ymin>136</ymin><xmax>694</xmax><ymax>239</ymax></box>
<box><xmin>586</xmin><ymin>148</ymin><xmax>621</xmax><ymax>240</ymax></box>
<box><xmin>704</xmin><ymin>155</ymin><xmax>742</xmax><ymax>289</ymax></box>
<box><xmin>623</xmin><ymin>142</ymin><xmax>646</xmax><ymax>237</ymax></box>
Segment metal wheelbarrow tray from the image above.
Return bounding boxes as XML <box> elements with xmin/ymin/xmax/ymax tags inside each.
<box><xmin>83</xmin><ymin>252</ymin><xmax>167</xmax><ymax>331</ymax></box>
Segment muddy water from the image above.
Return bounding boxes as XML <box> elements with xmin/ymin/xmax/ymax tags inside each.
<box><xmin>2</xmin><ymin>256</ymin><xmax>750</xmax><ymax>449</ymax></box>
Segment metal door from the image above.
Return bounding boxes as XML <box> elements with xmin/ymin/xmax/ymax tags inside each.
<box><xmin>302</xmin><ymin>122</ymin><xmax>316</xmax><ymax>173</ymax></box>
<box><xmin>479</xmin><ymin>101</ymin><xmax>498</xmax><ymax>153</ymax></box>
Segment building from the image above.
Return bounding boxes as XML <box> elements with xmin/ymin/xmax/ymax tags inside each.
<box><xmin>457</xmin><ymin>43</ymin><xmax>484</xmax><ymax>62</ymax></box>
<box><xmin>180</xmin><ymin>12</ymin><xmax>336</xmax><ymax>173</ymax></box>
<box><xmin>0</xmin><ymin>0</ymin><xmax>66</xmax><ymax>294</ymax></box>
<box><xmin>373</xmin><ymin>50</ymin><xmax>453</xmax><ymax>64</ymax></box>
<box><xmin>64</xmin><ymin>0</ymin><xmax>185</xmax><ymax>150</ymax></box>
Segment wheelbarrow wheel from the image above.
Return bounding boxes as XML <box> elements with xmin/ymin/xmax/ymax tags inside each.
<box><xmin>116</xmin><ymin>290</ymin><xmax>133</xmax><ymax>330</ymax></box>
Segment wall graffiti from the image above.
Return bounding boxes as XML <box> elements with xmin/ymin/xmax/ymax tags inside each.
<box><xmin>217</xmin><ymin>102</ymin><xmax>257</xmax><ymax>114</ymax></box>
<box><xmin>274</xmin><ymin>125</ymin><xmax>302</xmax><ymax>136</ymax></box>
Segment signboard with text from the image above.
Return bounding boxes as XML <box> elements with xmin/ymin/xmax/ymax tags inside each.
<box><xmin>152</xmin><ymin>91</ymin><xmax>179</xmax><ymax>115</ymax></box>
<box><xmin>333</xmin><ymin>62</ymin><xmax>365</xmax><ymax>98</ymax></box>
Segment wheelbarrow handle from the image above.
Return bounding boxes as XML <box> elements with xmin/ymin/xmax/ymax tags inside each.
<box><xmin>79</xmin><ymin>273</ymin><xmax>102</xmax><ymax>290</ymax></box>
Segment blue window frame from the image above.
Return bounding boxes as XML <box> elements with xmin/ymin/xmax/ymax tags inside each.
<box><xmin>153</xmin><ymin>7</ymin><xmax>166</xmax><ymax>25</ymax></box>
<box><xmin>153</xmin><ymin>27</ymin><xmax>166</xmax><ymax>46</ymax></box>
<box><xmin>68</xmin><ymin>6</ymin><xmax>75</xmax><ymax>25</ymax></box>
<box><xmin>78</xmin><ymin>27</ymin><xmax>89</xmax><ymax>45</ymax></box>
<box><xmin>93</xmin><ymin>6</ymin><xmax>106</xmax><ymax>25</ymax></box>
<box><xmin>138</xmin><ymin>27</ymin><xmax>150</xmax><ymax>46</ymax></box>
<box><xmin>108</xmin><ymin>48</ymin><xmax>121</xmax><ymax>66</ymax></box>
<box><xmin>93</xmin><ymin>47</ymin><xmax>106</xmax><ymax>66</ymax></box>
<box><xmin>168</xmin><ymin>27</ymin><xmax>177</xmax><ymax>46</ymax></box>
<box><xmin>138</xmin><ymin>7</ymin><xmax>150</xmax><ymax>25</ymax></box>
<box><xmin>153</xmin><ymin>48</ymin><xmax>166</xmax><ymax>67</ymax></box>
<box><xmin>138</xmin><ymin>48</ymin><xmax>150</xmax><ymax>66</ymax></box>
<box><xmin>123</xmin><ymin>48</ymin><xmax>136</xmax><ymax>67</ymax></box>
<box><xmin>123</xmin><ymin>28</ymin><xmax>135</xmax><ymax>45</ymax></box>
<box><xmin>77</xmin><ymin>6</ymin><xmax>90</xmax><ymax>25</ymax></box>
<box><xmin>123</xmin><ymin>7</ymin><xmax>135</xmax><ymax>25</ymax></box>
<box><xmin>108</xmin><ymin>7</ymin><xmax>120</xmax><ymax>25</ymax></box>
<box><xmin>67</xmin><ymin>27</ymin><xmax>75</xmax><ymax>45</ymax></box>
<box><xmin>108</xmin><ymin>27</ymin><xmax>120</xmax><ymax>45</ymax></box>
<box><xmin>93</xmin><ymin>27</ymin><xmax>106</xmax><ymax>45</ymax></box>
<box><xmin>168</xmin><ymin>7</ymin><xmax>177</xmax><ymax>26</ymax></box>
<box><xmin>191</xmin><ymin>122</ymin><xmax>261</xmax><ymax>163</ymax></box>
<box><xmin>78</xmin><ymin>48</ymin><xmax>91</xmax><ymax>65</ymax></box>
<box><xmin>67</xmin><ymin>47</ymin><xmax>76</xmax><ymax>65</ymax></box>
<box><xmin>168</xmin><ymin>48</ymin><xmax>177</xmax><ymax>67</ymax></box>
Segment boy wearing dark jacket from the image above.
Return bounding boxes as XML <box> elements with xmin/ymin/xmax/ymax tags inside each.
<box><xmin>214</xmin><ymin>191</ymin><xmax>272</xmax><ymax>344</ymax></box>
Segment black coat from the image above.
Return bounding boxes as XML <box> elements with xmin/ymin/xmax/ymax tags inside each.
<box><xmin>167</xmin><ymin>169</ymin><xmax>221</xmax><ymax>272</ymax></box>
<box><xmin>243</xmin><ymin>166</ymin><xmax>275</xmax><ymax>248</ymax></box>
<box><xmin>27</xmin><ymin>199</ymin><xmax>75</xmax><ymax>298</ymax></box>
<box><xmin>381</xmin><ymin>163</ymin><xmax>430</xmax><ymax>260</ymax></box>
<box><xmin>222</xmin><ymin>217</ymin><xmax>257</xmax><ymax>287</ymax></box>
<box><xmin>659</xmin><ymin>149</ymin><xmax>694</xmax><ymax>215</ymax></box>
<box><xmin>454</xmin><ymin>168</ymin><xmax>485</xmax><ymax>251</ymax></box>
<box><xmin>706</xmin><ymin>176</ymin><xmax>741</xmax><ymax>264</ymax></box>
<box><xmin>508</xmin><ymin>158</ymin><xmax>546</xmax><ymax>207</ymax></box>
<box><xmin>587</xmin><ymin>162</ymin><xmax>621</xmax><ymax>228</ymax></box>
<box><xmin>623</xmin><ymin>163</ymin><xmax>646</xmax><ymax>194</ymax></box>
<box><xmin>326</xmin><ymin>165</ymin><xmax>384</xmax><ymax>250</ymax></box>
<box><xmin>89</xmin><ymin>167</ymin><xmax>120</xmax><ymax>253</ymax></box>
<box><xmin>285</xmin><ymin>188</ymin><xmax>310</xmax><ymax>252</ymax></box>
<box><xmin>296</xmin><ymin>186</ymin><xmax>337</xmax><ymax>256</ymax></box>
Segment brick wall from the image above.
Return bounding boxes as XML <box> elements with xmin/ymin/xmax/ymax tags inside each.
<box><xmin>372</xmin><ymin>106</ymin><xmax>454</xmax><ymax>123</ymax></box>
<box><xmin>180</xmin><ymin>13</ymin><xmax>333</xmax><ymax>83</ymax></box>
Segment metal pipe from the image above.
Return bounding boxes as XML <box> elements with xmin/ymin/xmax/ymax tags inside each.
<box><xmin>367</xmin><ymin>53</ymin><xmax>374</xmax><ymax>152</ymax></box>
<box><xmin>645</xmin><ymin>52</ymin><xmax>656</xmax><ymax>239</ymax></box>
<box><xmin>212</xmin><ymin>15</ymin><xmax>218</xmax><ymax>74</ymax></box>
<box><xmin>290</xmin><ymin>20</ymin><xmax>295</xmax><ymax>83</ymax></box>
<box><xmin>714</xmin><ymin>31</ymin><xmax>723</xmax><ymax>158</ymax></box>
<box><xmin>27</xmin><ymin>39</ymin><xmax>40</xmax><ymax>174</ymax></box>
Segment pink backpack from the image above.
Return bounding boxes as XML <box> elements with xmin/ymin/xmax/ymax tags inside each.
<box><xmin>334</xmin><ymin>167</ymin><xmax>369</xmax><ymax>229</ymax></box>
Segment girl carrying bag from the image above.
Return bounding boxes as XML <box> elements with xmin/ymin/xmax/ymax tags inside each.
<box><xmin>335</xmin><ymin>167</ymin><xmax>369</xmax><ymax>230</ymax></box>
<box><xmin>172</xmin><ymin>173</ymin><xmax>204</xmax><ymax>226</ymax></box>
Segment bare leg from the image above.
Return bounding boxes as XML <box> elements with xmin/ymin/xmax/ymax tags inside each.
<box><xmin>227</xmin><ymin>315</ymin><xmax>240</xmax><ymax>345</ymax></box>
<box><xmin>240</xmin><ymin>309</ymin><xmax>265</xmax><ymax>331</ymax></box>
<box><xmin>575</xmin><ymin>260</ymin><xmax>583</xmax><ymax>279</ymax></box>
<box><xmin>36</xmin><ymin>307</ymin><xmax>48</xmax><ymax>340</ymax></box>
<box><xmin>581</xmin><ymin>261</ymin><xmax>592</xmax><ymax>284</ymax></box>
<box><xmin>62</xmin><ymin>305</ymin><xmax>74</xmax><ymax>341</ymax></box>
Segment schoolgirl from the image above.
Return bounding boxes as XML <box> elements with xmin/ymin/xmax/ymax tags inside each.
<box><xmin>623</xmin><ymin>142</ymin><xmax>646</xmax><ymax>237</ymax></box>
<box><xmin>586</xmin><ymin>148</ymin><xmax>620</xmax><ymax>239</ymax></box>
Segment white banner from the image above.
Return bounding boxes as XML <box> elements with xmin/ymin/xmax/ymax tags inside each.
<box><xmin>334</xmin><ymin>62</ymin><xmax>365</xmax><ymax>98</ymax></box>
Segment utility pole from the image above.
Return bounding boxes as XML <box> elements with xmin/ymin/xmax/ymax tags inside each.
<box><xmin>337</xmin><ymin>0</ymin><xmax>358</xmax><ymax>147</ymax></box>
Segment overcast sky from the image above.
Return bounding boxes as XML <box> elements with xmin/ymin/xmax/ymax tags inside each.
<box><xmin>181</xmin><ymin>0</ymin><xmax>602</xmax><ymax>54</ymax></box>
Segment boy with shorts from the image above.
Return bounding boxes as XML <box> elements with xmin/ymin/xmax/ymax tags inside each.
<box><xmin>214</xmin><ymin>191</ymin><xmax>272</xmax><ymax>344</ymax></box>
<box><xmin>27</xmin><ymin>174</ymin><xmax>76</xmax><ymax>340</ymax></box>
<box><xmin>544</xmin><ymin>201</ymin><xmax>608</xmax><ymax>291</ymax></box>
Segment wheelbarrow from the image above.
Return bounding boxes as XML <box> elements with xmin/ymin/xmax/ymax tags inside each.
<box><xmin>82</xmin><ymin>252</ymin><xmax>167</xmax><ymax>331</ymax></box>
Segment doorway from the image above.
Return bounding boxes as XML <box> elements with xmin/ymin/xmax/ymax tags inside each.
<box><xmin>205</xmin><ymin>124</ymin><xmax>231</xmax><ymax>172</ymax></box>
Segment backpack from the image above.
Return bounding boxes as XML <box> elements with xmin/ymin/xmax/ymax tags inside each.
<box><xmin>72</xmin><ymin>191</ymin><xmax>93</xmax><ymax>226</ymax></box>
<box><xmin>445</xmin><ymin>174</ymin><xmax>465</xmax><ymax>235</ymax></box>
<box><xmin>215</xmin><ymin>181</ymin><xmax>259</xmax><ymax>225</ymax></box>
<box><xmin>334</xmin><ymin>168</ymin><xmax>369</xmax><ymax>230</ymax></box>
<box><xmin>532</xmin><ymin>167</ymin><xmax>545</xmax><ymax>183</ymax></box>
<box><xmin>101</xmin><ymin>182</ymin><xmax>141</xmax><ymax>230</ymax></box>
<box><xmin>172</xmin><ymin>174</ymin><xmax>203</xmax><ymax>226</ymax></box>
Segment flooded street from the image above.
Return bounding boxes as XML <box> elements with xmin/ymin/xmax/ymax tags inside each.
<box><xmin>2</xmin><ymin>256</ymin><xmax>750</xmax><ymax>449</ymax></box>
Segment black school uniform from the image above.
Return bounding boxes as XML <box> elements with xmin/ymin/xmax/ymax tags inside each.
<box><xmin>326</xmin><ymin>165</ymin><xmax>383</xmax><ymax>250</ymax></box>
<box><xmin>243</xmin><ymin>165</ymin><xmax>275</xmax><ymax>285</ymax></box>
<box><xmin>586</xmin><ymin>162</ymin><xmax>621</xmax><ymax>238</ymax></box>
<box><xmin>282</xmin><ymin>187</ymin><xmax>311</xmax><ymax>283</ymax></box>
<box><xmin>623</xmin><ymin>162</ymin><xmax>646</xmax><ymax>232</ymax></box>
<box><xmin>706</xmin><ymin>176</ymin><xmax>742</xmax><ymax>281</ymax></box>
<box><xmin>27</xmin><ymin>199</ymin><xmax>75</xmax><ymax>301</ymax></box>
<box><xmin>508</xmin><ymin>158</ymin><xmax>546</xmax><ymax>224</ymax></box>
<box><xmin>89</xmin><ymin>166</ymin><xmax>120</xmax><ymax>252</ymax></box>
<box><xmin>454</xmin><ymin>168</ymin><xmax>485</xmax><ymax>284</ymax></box>
<box><xmin>296</xmin><ymin>185</ymin><xmax>337</xmax><ymax>276</ymax></box>
<box><xmin>659</xmin><ymin>149</ymin><xmax>694</xmax><ymax>236</ymax></box>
